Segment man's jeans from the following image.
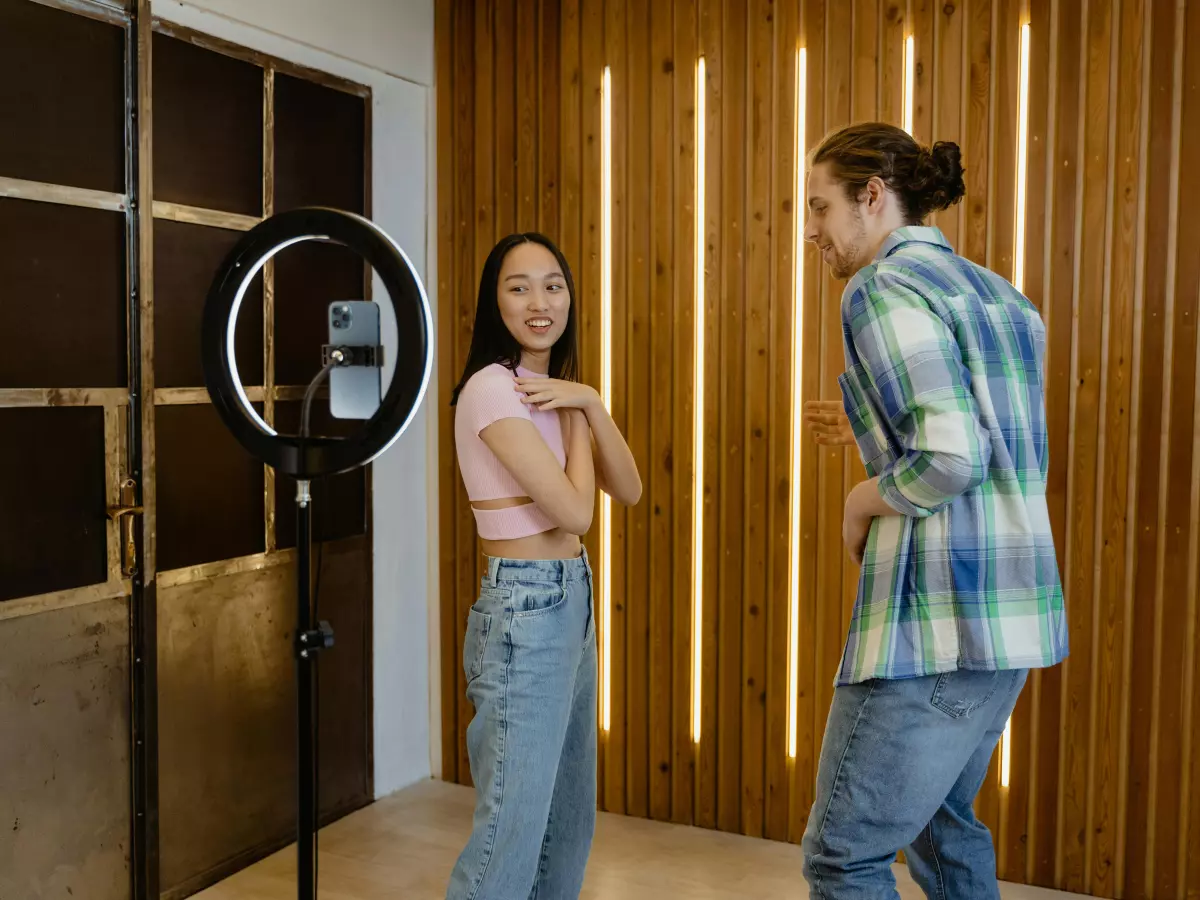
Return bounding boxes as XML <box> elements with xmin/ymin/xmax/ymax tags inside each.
<box><xmin>446</xmin><ymin>551</ymin><xmax>597</xmax><ymax>900</ymax></box>
<box><xmin>803</xmin><ymin>668</ymin><xmax>1029</xmax><ymax>899</ymax></box>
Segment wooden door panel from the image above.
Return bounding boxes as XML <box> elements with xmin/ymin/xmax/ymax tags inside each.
<box><xmin>154</xmin><ymin>403</ymin><xmax>266</xmax><ymax>573</ymax></box>
<box><xmin>156</xmin><ymin>536</ymin><xmax>369</xmax><ymax>897</ymax></box>
<box><xmin>0</xmin><ymin>406</ymin><xmax>110</xmax><ymax>601</ymax></box>
<box><xmin>153</xmin><ymin>220</ymin><xmax>265</xmax><ymax>389</ymax></box>
<box><xmin>0</xmin><ymin>199</ymin><xmax>127</xmax><ymax>389</ymax></box>
<box><xmin>0</xmin><ymin>0</ymin><xmax>125</xmax><ymax>192</ymax></box>
<box><xmin>0</xmin><ymin>596</ymin><xmax>131</xmax><ymax>900</ymax></box>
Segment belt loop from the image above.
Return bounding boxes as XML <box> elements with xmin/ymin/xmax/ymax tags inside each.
<box><xmin>488</xmin><ymin>556</ymin><xmax>500</xmax><ymax>588</ymax></box>
<box><xmin>561</xmin><ymin>558</ymin><xmax>569</xmax><ymax>594</ymax></box>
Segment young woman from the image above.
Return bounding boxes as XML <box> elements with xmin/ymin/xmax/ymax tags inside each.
<box><xmin>446</xmin><ymin>232</ymin><xmax>641</xmax><ymax>900</ymax></box>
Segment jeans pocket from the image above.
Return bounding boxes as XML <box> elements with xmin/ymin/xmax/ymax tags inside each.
<box><xmin>931</xmin><ymin>669</ymin><xmax>1001</xmax><ymax>719</ymax></box>
<box><xmin>463</xmin><ymin>608</ymin><xmax>491</xmax><ymax>684</ymax></box>
<box><xmin>510</xmin><ymin>580</ymin><xmax>568</xmax><ymax>618</ymax></box>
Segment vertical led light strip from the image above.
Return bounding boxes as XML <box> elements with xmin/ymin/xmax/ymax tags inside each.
<box><xmin>903</xmin><ymin>35</ymin><xmax>915</xmax><ymax>135</ymax></box>
<box><xmin>691</xmin><ymin>56</ymin><xmax>707</xmax><ymax>744</ymax></box>
<box><xmin>788</xmin><ymin>46</ymin><xmax>808</xmax><ymax>759</ymax></box>
<box><xmin>1001</xmin><ymin>20</ymin><xmax>1031</xmax><ymax>790</ymax></box>
<box><xmin>600</xmin><ymin>65</ymin><xmax>613</xmax><ymax>733</ymax></box>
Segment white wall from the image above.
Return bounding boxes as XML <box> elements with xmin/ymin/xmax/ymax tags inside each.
<box><xmin>155</xmin><ymin>0</ymin><xmax>439</xmax><ymax>798</ymax></box>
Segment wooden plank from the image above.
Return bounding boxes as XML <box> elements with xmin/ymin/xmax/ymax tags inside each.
<box><xmin>1002</xmin><ymin>0</ymin><xmax>1051</xmax><ymax>883</ymax></box>
<box><xmin>853</xmin><ymin>0</ymin><xmax>880</xmax><ymax>122</ymax></box>
<box><xmin>151</xmin><ymin>200</ymin><xmax>260</xmax><ymax>231</ymax></box>
<box><xmin>961</xmin><ymin>0</ymin><xmax>992</xmax><ymax>267</ymax></box>
<box><xmin>458</xmin><ymin>0</ymin><xmax>492</xmax><ymax>787</ymax></box>
<box><xmin>580</xmin><ymin>0</ymin><xmax>605</xmax><ymax>807</ymax></box>
<box><xmin>263</xmin><ymin>66</ymin><xmax>277</xmax><ymax>554</ymax></box>
<box><xmin>1086</xmin><ymin>0</ymin><xmax>1144</xmax><ymax>894</ymax></box>
<box><xmin>815</xmin><ymin>0</ymin><xmax>853</xmax><ymax>830</ymax></box>
<box><xmin>560</xmin><ymin>0</ymin><xmax>583</xmax><ymax>275</ymax></box>
<box><xmin>764</xmin><ymin>0</ymin><xmax>799</xmax><ymax>845</ymax></box>
<box><xmin>976</xmin><ymin>0</ymin><xmax>1019</xmax><ymax>846</ymax></box>
<box><xmin>1033</xmin><ymin>0</ymin><xmax>1082</xmax><ymax>886</ymax></box>
<box><xmin>0</xmin><ymin>176</ymin><xmax>126</xmax><ymax>213</ymax></box>
<box><xmin>433</xmin><ymin>0</ymin><xmax>454</xmax><ymax>784</ymax></box>
<box><xmin>604</xmin><ymin>0</ymin><xmax>630</xmax><ymax>818</ymax></box>
<box><xmin>696</xmin><ymin>0</ymin><xmax>723</xmax><ymax>832</ymax></box>
<box><xmin>0</xmin><ymin>578</ymin><xmax>131</xmax><ymax>623</ymax></box>
<box><xmin>515</xmin><ymin>0</ymin><xmax>538</xmax><ymax>231</ymax></box>
<box><xmin>104</xmin><ymin>404</ymin><xmax>123</xmax><ymax>581</ymax></box>
<box><xmin>537</xmin><ymin>0</ymin><xmax>561</xmax><ymax>237</ymax></box>
<box><xmin>0</xmin><ymin>388</ymin><xmax>129</xmax><ymax>408</ymax></box>
<box><xmin>155</xmin><ymin>548</ymin><xmax>296</xmax><ymax>588</ymax></box>
<box><xmin>647</xmin><ymin>0</ymin><xmax>675</xmax><ymax>823</ymax></box>
<box><xmin>791</xmin><ymin>0</ymin><xmax>826</xmax><ymax>846</ymax></box>
<box><xmin>880</xmin><ymin>0</ymin><xmax>906</xmax><ymax>127</ymax></box>
<box><xmin>1056</xmin><ymin>0</ymin><xmax>1111</xmax><ymax>891</ymax></box>
<box><xmin>624</xmin><ymin>0</ymin><xmax>652</xmax><ymax>820</ymax></box>
<box><xmin>1156</xmin><ymin>5</ymin><xmax>1198</xmax><ymax>896</ymax></box>
<box><xmin>715</xmin><ymin>0</ymin><xmax>747</xmax><ymax>836</ymax></box>
<box><xmin>671</xmin><ymin>0</ymin><xmax>699</xmax><ymax>828</ymax></box>
<box><xmin>737</xmin><ymin>0</ymin><xmax>774</xmax><ymax>841</ymax></box>
<box><xmin>932</xmin><ymin>0</ymin><xmax>965</xmax><ymax>243</ymax></box>
<box><xmin>137</xmin><ymin>0</ymin><xmax>157</xmax><ymax>586</ymax></box>
<box><xmin>23</xmin><ymin>0</ymin><xmax>127</xmax><ymax>27</ymax></box>
<box><xmin>154</xmin><ymin>387</ymin><xmax>263</xmax><ymax>405</ymax></box>
<box><xmin>494</xmin><ymin>0</ymin><xmax>516</xmax><ymax>239</ymax></box>
<box><xmin>912</xmin><ymin>0</ymin><xmax>936</xmax><ymax>144</ymax></box>
<box><xmin>1180</xmin><ymin>8</ymin><xmax>1200</xmax><ymax>895</ymax></box>
<box><xmin>1122</xmin><ymin>0</ymin><xmax>1174</xmax><ymax>892</ymax></box>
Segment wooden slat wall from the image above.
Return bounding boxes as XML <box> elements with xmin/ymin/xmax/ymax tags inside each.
<box><xmin>434</xmin><ymin>1</ymin><xmax>1200</xmax><ymax>896</ymax></box>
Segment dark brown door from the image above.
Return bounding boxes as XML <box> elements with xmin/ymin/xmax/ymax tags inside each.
<box><xmin>1</xmin><ymin>2</ymin><xmax>374</xmax><ymax>898</ymax></box>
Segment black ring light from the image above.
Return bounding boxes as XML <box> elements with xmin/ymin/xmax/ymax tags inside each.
<box><xmin>202</xmin><ymin>206</ymin><xmax>433</xmax><ymax>478</ymax></box>
<box><xmin>200</xmin><ymin>207</ymin><xmax>432</xmax><ymax>900</ymax></box>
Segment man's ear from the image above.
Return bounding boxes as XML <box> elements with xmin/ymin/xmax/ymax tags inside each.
<box><xmin>865</xmin><ymin>176</ymin><xmax>887</xmax><ymax>214</ymax></box>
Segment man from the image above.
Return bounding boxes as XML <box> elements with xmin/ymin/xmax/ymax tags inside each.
<box><xmin>799</xmin><ymin>122</ymin><xmax>1068</xmax><ymax>899</ymax></box>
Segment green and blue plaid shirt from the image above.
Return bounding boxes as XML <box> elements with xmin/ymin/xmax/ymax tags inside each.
<box><xmin>836</xmin><ymin>226</ymin><xmax>1068</xmax><ymax>686</ymax></box>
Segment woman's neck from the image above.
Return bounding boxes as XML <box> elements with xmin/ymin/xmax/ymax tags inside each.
<box><xmin>519</xmin><ymin>351</ymin><xmax>550</xmax><ymax>375</ymax></box>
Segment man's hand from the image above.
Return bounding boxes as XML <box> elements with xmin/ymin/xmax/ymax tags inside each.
<box><xmin>843</xmin><ymin>494</ymin><xmax>872</xmax><ymax>566</ymax></box>
<box><xmin>804</xmin><ymin>400</ymin><xmax>855</xmax><ymax>447</ymax></box>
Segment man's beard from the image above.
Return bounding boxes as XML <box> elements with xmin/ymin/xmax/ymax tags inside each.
<box><xmin>829</xmin><ymin>211</ymin><xmax>868</xmax><ymax>280</ymax></box>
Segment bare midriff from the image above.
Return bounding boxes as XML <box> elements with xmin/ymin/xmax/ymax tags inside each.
<box><xmin>471</xmin><ymin>496</ymin><xmax>583</xmax><ymax>561</ymax></box>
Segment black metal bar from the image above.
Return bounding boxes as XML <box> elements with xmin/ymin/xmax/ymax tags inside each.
<box><xmin>125</xmin><ymin>2</ymin><xmax>158</xmax><ymax>897</ymax></box>
<box><xmin>296</xmin><ymin>480</ymin><xmax>317</xmax><ymax>900</ymax></box>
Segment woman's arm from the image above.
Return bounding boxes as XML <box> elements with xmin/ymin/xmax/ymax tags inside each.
<box><xmin>479</xmin><ymin>414</ymin><xmax>595</xmax><ymax>535</ymax></box>
<box><xmin>515</xmin><ymin>377</ymin><xmax>642</xmax><ymax>506</ymax></box>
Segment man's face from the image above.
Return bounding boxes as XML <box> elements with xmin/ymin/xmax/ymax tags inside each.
<box><xmin>803</xmin><ymin>162</ymin><xmax>872</xmax><ymax>281</ymax></box>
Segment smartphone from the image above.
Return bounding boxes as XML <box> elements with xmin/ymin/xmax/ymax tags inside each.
<box><xmin>328</xmin><ymin>300</ymin><xmax>382</xmax><ymax>420</ymax></box>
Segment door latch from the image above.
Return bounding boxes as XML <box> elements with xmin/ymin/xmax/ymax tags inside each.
<box><xmin>107</xmin><ymin>477</ymin><xmax>143</xmax><ymax>577</ymax></box>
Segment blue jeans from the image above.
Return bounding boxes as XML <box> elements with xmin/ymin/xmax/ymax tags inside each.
<box><xmin>802</xmin><ymin>668</ymin><xmax>1029</xmax><ymax>899</ymax></box>
<box><xmin>447</xmin><ymin>550</ymin><xmax>597</xmax><ymax>900</ymax></box>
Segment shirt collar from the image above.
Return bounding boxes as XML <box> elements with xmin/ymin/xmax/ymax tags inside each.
<box><xmin>875</xmin><ymin>225</ymin><xmax>952</xmax><ymax>261</ymax></box>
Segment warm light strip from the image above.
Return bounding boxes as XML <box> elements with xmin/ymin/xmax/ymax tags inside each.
<box><xmin>691</xmin><ymin>56</ymin><xmax>707</xmax><ymax>745</ymax></box>
<box><xmin>1013</xmin><ymin>22</ymin><xmax>1032</xmax><ymax>294</ymax></box>
<box><xmin>1000</xmin><ymin>22</ymin><xmax>1031</xmax><ymax>790</ymax></box>
<box><xmin>787</xmin><ymin>47</ymin><xmax>807</xmax><ymax>760</ymax></box>
<box><xmin>600</xmin><ymin>65</ymin><xmax>613</xmax><ymax>733</ymax></box>
<box><xmin>903</xmin><ymin>35</ymin><xmax>915</xmax><ymax>135</ymax></box>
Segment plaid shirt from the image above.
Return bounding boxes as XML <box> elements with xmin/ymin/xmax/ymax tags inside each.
<box><xmin>835</xmin><ymin>226</ymin><xmax>1068</xmax><ymax>686</ymax></box>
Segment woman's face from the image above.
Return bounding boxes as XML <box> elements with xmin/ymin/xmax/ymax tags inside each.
<box><xmin>496</xmin><ymin>242</ymin><xmax>571</xmax><ymax>354</ymax></box>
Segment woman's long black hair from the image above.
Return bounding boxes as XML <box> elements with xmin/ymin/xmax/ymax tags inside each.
<box><xmin>449</xmin><ymin>232</ymin><xmax>580</xmax><ymax>405</ymax></box>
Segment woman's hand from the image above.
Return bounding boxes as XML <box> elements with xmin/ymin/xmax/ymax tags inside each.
<box><xmin>515</xmin><ymin>378</ymin><xmax>601</xmax><ymax>413</ymax></box>
<box><xmin>803</xmin><ymin>400</ymin><xmax>855</xmax><ymax>447</ymax></box>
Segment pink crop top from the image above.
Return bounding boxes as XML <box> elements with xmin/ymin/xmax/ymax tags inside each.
<box><xmin>454</xmin><ymin>363</ymin><xmax>567</xmax><ymax>540</ymax></box>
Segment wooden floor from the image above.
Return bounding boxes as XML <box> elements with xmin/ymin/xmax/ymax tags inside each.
<box><xmin>197</xmin><ymin>779</ymin><xmax>1084</xmax><ymax>899</ymax></box>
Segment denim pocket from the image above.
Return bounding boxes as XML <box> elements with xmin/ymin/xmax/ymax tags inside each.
<box><xmin>510</xmin><ymin>580</ymin><xmax>567</xmax><ymax>618</ymax></box>
<box><xmin>463</xmin><ymin>608</ymin><xmax>491</xmax><ymax>684</ymax></box>
<box><xmin>931</xmin><ymin>669</ymin><xmax>1001</xmax><ymax>718</ymax></box>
